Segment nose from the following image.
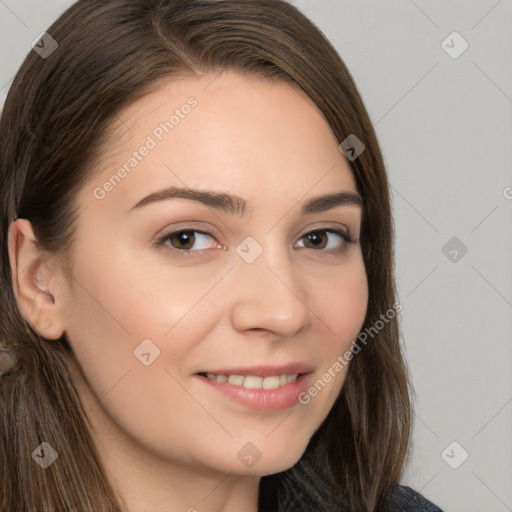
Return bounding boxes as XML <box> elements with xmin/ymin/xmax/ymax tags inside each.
<box><xmin>229</xmin><ymin>244</ymin><xmax>312</xmax><ymax>338</ymax></box>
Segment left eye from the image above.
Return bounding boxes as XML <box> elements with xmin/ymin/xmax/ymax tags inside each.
<box><xmin>296</xmin><ymin>228</ymin><xmax>352</xmax><ymax>250</ymax></box>
<box><xmin>162</xmin><ymin>230</ymin><xmax>218</xmax><ymax>251</ymax></box>
<box><xmin>157</xmin><ymin>227</ymin><xmax>352</xmax><ymax>257</ymax></box>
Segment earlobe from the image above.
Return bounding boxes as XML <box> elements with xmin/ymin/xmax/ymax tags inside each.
<box><xmin>7</xmin><ymin>219</ymin><xmax>65</xmax><ymax>340</ymax></box>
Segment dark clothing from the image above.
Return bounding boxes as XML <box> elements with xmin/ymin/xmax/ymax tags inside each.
<box><xmin>384</xmin><ymin>485</ymin><xmax>444</xmax><ymax>512</ymax></box>
<box><xmin>259</xmin><ymin>474</ymin><xmax>445</xmax><ymax>511</ymax></box>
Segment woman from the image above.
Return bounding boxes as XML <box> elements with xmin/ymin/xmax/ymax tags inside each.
<box><xmin>0</xmin><ymin>1</ymin><xmax>445</xmax><ymax>511</ymax></box>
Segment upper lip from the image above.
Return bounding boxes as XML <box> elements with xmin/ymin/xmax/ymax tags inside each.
<box><xmin>196</xmin><ymin>363</ymin><xmax>314</xmax><ymax>378</ymax></box>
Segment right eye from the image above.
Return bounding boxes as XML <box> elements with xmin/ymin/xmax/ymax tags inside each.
<box><xmin>156</xmin><ymin>229</ymin><xmax>222</xmax><ymax>258</ymax></box>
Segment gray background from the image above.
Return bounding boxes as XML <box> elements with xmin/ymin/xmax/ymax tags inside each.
<box><xmin>1</xmin><ymin>1</ymin><xmax>511</xmax><ymax>511</ymax></box>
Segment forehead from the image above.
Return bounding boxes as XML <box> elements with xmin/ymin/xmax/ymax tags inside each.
<box><xmin>81</xmin><ymin>71</ymin><xmax>357</xmax><ymax>216</ymax></box>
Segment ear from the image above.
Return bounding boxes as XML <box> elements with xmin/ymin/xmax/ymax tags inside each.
<box><xmin>7</xmin><ymin>219</ymin><xmax>66</xmax><ymax>340</ymax></box>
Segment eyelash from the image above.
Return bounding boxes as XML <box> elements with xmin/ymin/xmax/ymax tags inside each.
<box><xmin>155</xmin><ymin>227</ymin><xmax>356</xmax><ymax>259</ymax></box>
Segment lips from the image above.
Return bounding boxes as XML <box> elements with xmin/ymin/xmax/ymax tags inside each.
<box><xmin>194</xmin><ymin>363</ymin><xmax>314</xmax><ymax>409</ymax></box>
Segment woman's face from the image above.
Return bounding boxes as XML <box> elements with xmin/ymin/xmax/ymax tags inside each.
<box><xmin>56</xmin><ymin>71</ymin><xmax>368</xmax><ymax>476</ymax></box>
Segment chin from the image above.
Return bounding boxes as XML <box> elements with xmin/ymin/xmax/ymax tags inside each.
<box><xmin>215</xmin><ymin>437</ymin><xmax>309</xmax><ymax>477</ymax></box>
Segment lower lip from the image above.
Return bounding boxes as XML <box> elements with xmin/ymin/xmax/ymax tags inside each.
<box><xmin>196</xmin><ymin>374</ymin><xmax>310</xmax><ymax>410</ymax></box>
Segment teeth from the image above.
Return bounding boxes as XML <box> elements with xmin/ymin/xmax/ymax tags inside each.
<box><xmin>262</xmin><ymin>376</ymin><xmax>280</xmax><ymax>389</ymax></box>
<box><xmin>227</xmin><ymin>375</ymin><xmax>244</xmax><ymax>386</ymax></box>
<box><xmin>204</xmin><ymin>373</ymin><xmax>299</xmax><ymax>389</ymax></box>
<box><xmin>243</xmin><ymin>375</ymin><xmax>263</xmax><ymax>389</ymax></box>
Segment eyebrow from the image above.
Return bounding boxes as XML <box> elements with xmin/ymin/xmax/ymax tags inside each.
<box><xmin>129</xmin><ymin>186</ymin><xmax>363</xmax><ymax>216</ymax></box>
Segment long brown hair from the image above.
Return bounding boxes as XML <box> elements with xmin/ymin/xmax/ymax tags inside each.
<box><xmin>0</xmin><ymin>1</ymin><xmax>411</xmax><ymax>510</ymax></box>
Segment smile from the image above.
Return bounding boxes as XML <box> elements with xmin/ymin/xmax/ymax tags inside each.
<box><xmin>201</xmin><ymin>373</ymin><xmax>299</xmax><ymax>389</ymax></box>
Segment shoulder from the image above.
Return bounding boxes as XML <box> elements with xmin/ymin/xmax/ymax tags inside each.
<box><xmin>381</xmin><ymin>484</ymin><xmax>445</xmax><ymax>512</ymax></box>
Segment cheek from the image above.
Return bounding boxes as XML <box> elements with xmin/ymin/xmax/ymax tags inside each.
<box><xmin>312</xmin><ymin>256</ymin><xmax>368</xmax><ymax>352</ymax></box>
<box><xmin>299</xmin><ymin>256</ymin><xmax>368</xmax><ymax>407</ymax></box>
<box><xmin>60</xmin><ymin>260</ymin><xmax>213</xmax><ymax>461</ymax></box>
<box><xmin>65</xmin><ymin>244</ymin><xmax>215</xmax><ymax>344</ymax></box>
<box><xmin>60</xmin><ymin>251</ymin><xmax>225</xmax><ymax>419</ymax></box>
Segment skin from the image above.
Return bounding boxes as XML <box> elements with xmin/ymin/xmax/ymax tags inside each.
<box><xmin>9</xmin><ymin>71</ymin><xmax>368</xmax><ymax>512</ymax></box>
